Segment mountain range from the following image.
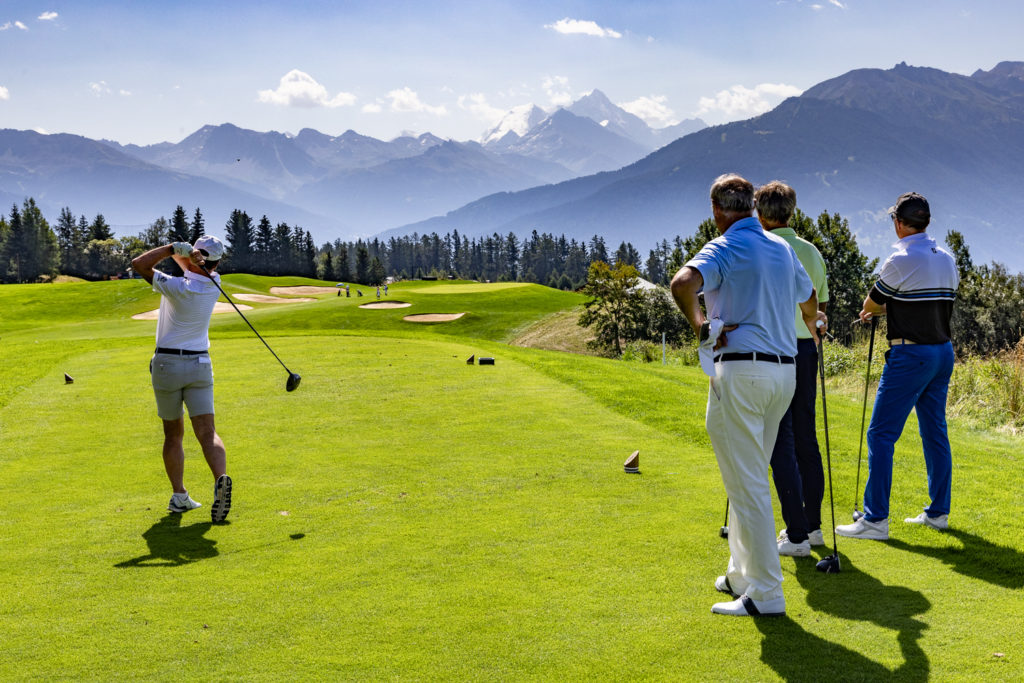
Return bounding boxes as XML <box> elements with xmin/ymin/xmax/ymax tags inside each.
<box><xmin>3</xmin><ymin>64</ymin><xmax>1023</xmax><ymax>271</ymax></box>
<box><xmin>395</xmin><ymin>61</ymin><xmax>1024</xmax><ymax>271</ymax></box>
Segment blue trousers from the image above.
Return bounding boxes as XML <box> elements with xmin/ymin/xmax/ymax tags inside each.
<box><xmin>863</xmin><ymin>342</ymin><xmax>955</xmax><ymax>522</ymax></box>
<box><xmin>770</xmin><ymin>339</ymin><xmax>824</xmax><ymax>542</ymax></box>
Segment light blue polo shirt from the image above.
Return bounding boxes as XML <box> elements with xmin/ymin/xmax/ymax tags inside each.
<box><xmin>685</xmin><ymin>216</ymin><xmax>814</xmax><ymax>357</ymax></box>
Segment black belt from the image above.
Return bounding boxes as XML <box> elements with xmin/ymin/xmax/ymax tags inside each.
<box><xmin>155</xmin><ymin>348</ymin><xmax>208</xmax><ymax>355</ymax></box>
<box><xmin>715</xmin><ymin>352</ymin><xmax>795</xmax><ymax>364</ymax></box>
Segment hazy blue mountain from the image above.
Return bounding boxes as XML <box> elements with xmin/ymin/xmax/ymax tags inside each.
<box><xmin>291</xmin><ymin>128</ymin><xmax>442</xmax><ymax>169</ymax></box>
<box><xmin>567</xmin><ymin>89</ymin><xmax>658</xmax><ymax>147</ymax></box>
<box><xmin>295</xmin><ymin>140</ymin><xmax>572</xmax><ymax>232</ymax></box>
<box><xmin>394</xmin><ymin>62</ymin><xmax>1024</xmax><ymax>271</ymax></box>
<box><xmin>1</xmin><ymin>129</ymin><xmax>339</xmax><ymax>236</ymax></box>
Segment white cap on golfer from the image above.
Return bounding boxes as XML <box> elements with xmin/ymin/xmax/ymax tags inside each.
<box><xmin>193</xmin><ymin>235</ymin><xmax>225</xmax><ymax>261</ymax></box>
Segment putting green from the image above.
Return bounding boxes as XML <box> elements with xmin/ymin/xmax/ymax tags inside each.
<box><xmin>405</xmin><ymin>282</ymin><xmax>531</xmax><ymax>294</ymax></box>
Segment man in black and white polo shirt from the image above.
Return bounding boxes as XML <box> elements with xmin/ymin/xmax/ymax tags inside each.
<box><xmin>131</xmin><ymin>236</ymin><xmax>233</xmax><ymax>523</ymax></box>
<box><xmin>837</xmin><ymin>193</ymin><xmax>958</xmax><ymax>540</ymax></box>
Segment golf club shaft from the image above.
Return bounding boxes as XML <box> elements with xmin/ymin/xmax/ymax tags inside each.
<box><xmin>854</xmin><ymin>316</ymin><xmax>877</xmax><ymax>510</ymax></box>
<box><xmin>724</xmin><ymin>498</ymin><xmax>729</xmax><ymax>527</ymax></box>
<box><xmin>818</xmin><ymin>339</ymin><xmax>838</xmax><ymax>556</ymax></box>
<box><xmin>200</xmin><ymin>265</ymin><xmax>293</xmax><ymax>375</ymax></box>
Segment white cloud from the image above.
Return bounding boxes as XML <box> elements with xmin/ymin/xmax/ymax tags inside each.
<box><xmin>38</xmin><ymin>11</ymin><xmax>58</xmax><ymax>21</ymax></box>
<box><xmin>457</xmin><ymin>93</ymin><xmax>505</xmax><ymax>125</ymax></box>
<box><xmin>15</xmin><ymin>20</ymin><xmax>27</xmax><ymax>30</ymax></box>
<box><xmin>696</xmin><ymin>83</ymin><xmax>803</xmax><ymax>119</ymax></box>
<box><xmin>2</xmin><ymin>20</ymin><xmax>28</xmax><ymax>30</ymax></box>
<box><xmin>619</xmin><ymin>95</ymin><xmax>677</xmax><ymax>127</ymax></box>
<box><xmin>543</xmin><ymin>75</ymin><xmax>573</xmax><ymax>107</ymax></box>
<box><xmin>33</xmin><ymin>127</ymin><xmax>48</xmax><ymax>135</ymax></box>
<box><xmin>386</xmin><ymin>87</ymin><xmax>447</xmax><ymax>116</ymax></box>
<box><xmin>545</xmin><ymin>17</ymin><xmax>621</xmax><ymax>38</ymax></box>
<box><xmin>810</xmin><ymin>4</ymin><xmax>824</xmax><ymax>9</ymax></box>
<box><xmin>257</xmin><ymin>70</ymin><xmax>356</xmax><ymax>109</ymax></box>
<box><xmin>89</xmin><ymin>81</ymin><xmax>111</xmax><ymax>96</ymax></box>
<box><xmin>0</xmin><ymin>85</ymin><xmax>9</xmax><ymax>100</ymax></box>
<box><xmin>828</xmin><ymin>0</ymin><xmax>847</xmax><ymax>8</ymax></box>
<box><xmin>362</xmin><ymin>101</ymin><xmax>383</xmax><ymax>113</ymax></box>
<box><xmin>119</xmin><ymin>89</ymin><xmax>131</xmax><ymax>96</ymax></box>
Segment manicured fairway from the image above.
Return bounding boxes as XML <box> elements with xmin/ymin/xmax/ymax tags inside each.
<box><xmin>1</xmin><ymin>277</ymin><xmax>1021</xmax><ymax>680</ymax></box>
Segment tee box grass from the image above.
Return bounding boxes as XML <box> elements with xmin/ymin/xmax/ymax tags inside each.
<box><xmin>0</xmin><ymin>276</ymin><xmax>1022</xmax><ymax>680</ymax></box>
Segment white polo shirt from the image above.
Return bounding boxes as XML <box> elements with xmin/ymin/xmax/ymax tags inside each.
<box><xmin>152</xmin><ymin>269</ymin><xmax>222</xmax><ymax>351</ymax></box>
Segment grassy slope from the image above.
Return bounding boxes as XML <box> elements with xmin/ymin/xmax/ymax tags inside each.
<box><xmin>1</xmin><ymin>278</ymin><xmax>1022</xmax><ymax>681</ymax></box>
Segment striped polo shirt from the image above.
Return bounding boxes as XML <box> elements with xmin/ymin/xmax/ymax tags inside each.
<box><xmin>868</xmin><ymin>232</ymin><xmax>958</xmax><ymax>344</ymax></box>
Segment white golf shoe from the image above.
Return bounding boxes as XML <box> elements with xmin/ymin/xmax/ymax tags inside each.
<box><xmin>808</xmin><ymin>529</ymin><xmax>826</xmax><ymax>546</ymax></box>
<box><xmin>167</xmin><ymin>491</ymin><xmax>201</xmax><ymax>513</ymax></box>
<box><xmin>712</xmin><ymin>594</ymin><xmax>785</xmax><ymax>617</ymax></box>
<box><xmin>778</xmin><ymin>536</ymin><xmax>811</xmax><ymax>557</ymax></box>
<box><xmin>211</xmin><ymin>474</ymin><xmax>232</xmax><ymax>523</ymax></box>
<box><xmin>835</xmin><ymin>516</ymin><xmax>889</xmax><ymax>540</ymax></box>
<box><xmin>904</xmin><ymin>512</ymin><xmax>949</xmax><ymax>530</ymax></box>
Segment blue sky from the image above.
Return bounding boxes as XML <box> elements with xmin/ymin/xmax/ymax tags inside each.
<box><xmin>1</xmin><ymin>1</ymin><xmax>1021</xmax><ymax>144</ymax></box>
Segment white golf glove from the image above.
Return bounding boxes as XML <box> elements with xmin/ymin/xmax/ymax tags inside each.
<box><xmin>172</xmin><ymin>242</ymin><xmax>193</xmax><ymax>257</ymax></box>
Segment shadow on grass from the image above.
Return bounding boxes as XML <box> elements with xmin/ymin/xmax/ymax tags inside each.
<box><xmin>755</xmin><ymin>557</ymin><xmax>930</xmax><ymax>681</ymax></box>
<box><xmin>115</xmin><ymin>513</ymin><xmax>218</xmax><ymax>567</ymax></box>
<box><xmin>887</xmin><ymin>529</ymin><xmax>1024</xmax><ymax>589</ymax></box>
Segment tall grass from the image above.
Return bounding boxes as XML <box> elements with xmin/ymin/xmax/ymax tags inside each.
<box><xmin>948</xmin><ymin>338</ymin><xmax>1024</xmax><ymax>432</ymax></box>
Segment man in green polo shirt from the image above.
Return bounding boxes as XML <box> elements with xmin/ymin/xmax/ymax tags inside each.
<box><xmin>755</xmin><ymin>181</ymin><xmax>829</xmax><ymax>556</ymax></box>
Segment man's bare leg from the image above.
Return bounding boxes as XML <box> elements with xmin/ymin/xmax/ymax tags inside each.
<box><xmin>162</xmin><ymin>417</ymin><xmax>187</xmax><ymax>493</ymax></box>
<box><xmin>190</xmin><ymin>413</ymin><xmax>226</xmax><ymax>479</ymax></box>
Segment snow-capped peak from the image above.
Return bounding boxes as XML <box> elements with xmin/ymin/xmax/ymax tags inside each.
<box><xmin>481</xmin><ymin>104</ymin><xmax>549</xmax><ymax>144</ymax></box>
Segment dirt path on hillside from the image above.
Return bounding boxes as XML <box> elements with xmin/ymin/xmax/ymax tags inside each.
<box><xmin>510</xmin><ymin>309</ymin><xmax>599</xmax><ymax>355</ymax></box>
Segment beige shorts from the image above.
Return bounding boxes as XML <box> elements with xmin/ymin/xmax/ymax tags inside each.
<box><xmin>151</xmin><ymin>352</ymin><xmax>214</xmax><ymax>420</ymax></box>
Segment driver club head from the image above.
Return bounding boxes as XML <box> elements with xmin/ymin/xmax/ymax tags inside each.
<box><xmin>719</xmin><ymin>526</ymin><xmax>729</xmax><ymax>539</ymax></box>
<box><xmin>816</xmin><ymin>554</ymin><xmax>842</xmax><ymax>574</ymax></box>
<box><xmin>286</xmin><ymin>373</ymin><xmax>302</xmax><ymax>392</ymax></box>
<box><xmin>852</xmin><ymin>509</ymin><xmax>864</xmax><ymax>522</ymax></box>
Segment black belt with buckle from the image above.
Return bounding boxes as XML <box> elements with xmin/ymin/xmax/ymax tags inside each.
<box><xmin>715</xmin><ymin>352</ymin><xmax>795</xmax><ymax>364</ymax></box>
<box><xmin>155</xmin><ymin>347</ymin><xmax>209</xmax><ymax>355</ymax></box>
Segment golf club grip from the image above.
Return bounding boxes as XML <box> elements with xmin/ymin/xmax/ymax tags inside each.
<box><xmin>200</xmin><ymin>265</ymin><xmax>291</xmax><ymax>373</ymax></box>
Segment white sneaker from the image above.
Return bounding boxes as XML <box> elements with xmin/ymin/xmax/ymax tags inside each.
<box><xmin>778</xmin><ymin>537</ymin><xmax>811</xmax><ymax>557</ymax></box>
<box><xmin>835</xmin><ymin>517</ymin><xmax>889</xmax><ymax>540</ymax></box>
<box><xmin>808</xmin><ymin>529</ymin><xmax>826</xmax><ymax>546</ymax></box>
<box><xmin>904</xmin><ymin>512</ymin><xmax>949</xmax><ymax>530</ymax></box>
<box><xmin>712</xmin><ymin>594</ymin><xmax>785</xmax><ymax>617</ymax></box>
<box><xmin>715</xmin><ymin>575</ymin><xmax>739</xmax><ymax>597</ymax></box>
<box><xmin>167</xmin><ymin>492</ymin><xmax>201</xmax><ymax>513</ymax></box>
<box><xmin>211</xmin><ymin>474</ymin><xmax>232</xmax><ymax>523</ymax></box>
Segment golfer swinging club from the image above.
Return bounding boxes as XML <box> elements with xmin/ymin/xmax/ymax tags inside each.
<box><xmin>131</xmin><ymin>236</ymin><xmax>232</xmax><ymax>523</ymax></box>
<box><xmin>671</xmin><ymin>174</ymin><xmax>826</xmax><ymax>617</ymax></box>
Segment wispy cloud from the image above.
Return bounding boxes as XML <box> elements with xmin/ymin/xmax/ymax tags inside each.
<box><xmin>458</xmin><ymin>93</ymin><xmax>505</xmax><ymax>125</ymax></box>
<box><xmin>545</xmin><ymin>17</ymin><xmax>622</xmax><ymax>39</ymax></box>
<box><xmin>543</xmin><ymin>75</ymin><xmax>574</xmax><ymax>107</ymax></box>
<box><xmin>696</xmin><ymin>83</ymin><xmax>803</xmax><ymax>119</ymax></box>
<box><xmin>257</xmin><ymin>70</ymin><xmax>356</xmax><ymax>108</ymax></box>
<box><xmin>619</xmin><ymin>95</ymin><xmax>677</xmax><ymax>127</ymax></box>
<box><xmin>1</xmin><ymin>20</ymin><xmax>29</xmax><ymax>31</ymax></box>
<box><xmin>362</xmin><ymin>101</ymin><xmax>383</xmax><ymax>114</ymax></box>
<box><xmin>0</xmin><ymin>85</ymin><xmax>9</xmax><ymax>101</ymax></box>
<box><xmin>89</xmin><ymin>81</ymin><xmax>111</xmax><ymax>96</ymax></box>
<box><xmin>828</xmin><ymin>0</ymin><xmax>847</xmax><ymax>8</ymax></box>
<box><xmin>386</xmin><ymin>87</ymin><xmax>447</xmax><ymax>116</ymax></box>
<box><xmin>38</xmin><ymin>11</ymin><xmax>58</xmax><ymax>21</ymax></box>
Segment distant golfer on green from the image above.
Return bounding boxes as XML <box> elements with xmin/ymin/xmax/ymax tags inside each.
<box><xmin>131</xmin><ymin>236</ymin><xmax>233</xmax><ymax>523</ymax></box>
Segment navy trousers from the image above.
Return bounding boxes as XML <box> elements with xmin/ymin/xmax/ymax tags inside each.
<box><xmin>770</xmin><ymin>338</ymin><xmax>825</xmax><ymax>542</ymax></box>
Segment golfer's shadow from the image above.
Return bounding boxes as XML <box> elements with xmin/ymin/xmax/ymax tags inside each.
<box><xmin>887</xmin><ymin>528</ymin><xmax>1024</xmax><ymax>590</ymax></box>
<box><xmin>756</xmin><ymin>559</ymin><xmax>931</xmax><ymax>682</ymax></box>
<box><xmin>115</xmin><ymin>513</ymin><xmax>219</xmax><ymax>568</ymax></box>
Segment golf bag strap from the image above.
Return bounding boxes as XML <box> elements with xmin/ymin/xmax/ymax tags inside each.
<box><xmin>740</xmin><ymin>595</ymin><xmax>761</xmax><ymax>616</ymax></box>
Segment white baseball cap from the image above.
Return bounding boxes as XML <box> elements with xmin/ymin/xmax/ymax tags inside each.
<box><xmin>193</xmin><ymin>235</ymin><xmax>225</xmax><ymax>261</ymax></box>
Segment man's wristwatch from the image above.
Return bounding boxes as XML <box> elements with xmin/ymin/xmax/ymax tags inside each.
<box><xmin>699</xmin><ymin>320</ymin><xmax>711</xmax><ymax>343</ymax></box>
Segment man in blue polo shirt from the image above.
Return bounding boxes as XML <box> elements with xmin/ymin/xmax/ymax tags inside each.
<box><xmin>837</xmin><ymin>192</ymin><xmax>958</xmax><ymax>540</ymax></box>
<box><xmin>671</xmin><ymin>174</ymin><xmax>826</xmax><ymax>617</ymax></box>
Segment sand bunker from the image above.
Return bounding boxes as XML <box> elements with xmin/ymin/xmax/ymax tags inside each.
<box><xmin>359</xmin><ymin>301</ymin><xmax>412</xmax><ymax>309</ymax></box>
<box><xmin>270</xmin><ymin>286</ymin><xmax>339</xmax><ymax>296</ymax></box>
<box><xmin>403</xmin><ymin>313</ymin><xmax>466</xmax><ymax>323</ymax></box>
<box><xmin>132</xmin><ymin>301</ymin><xmax>253</xmax><ymax>320</ymax></box>
<box><xmin>235</xmin><ymin>293</ymin><xmax>316</xmax><ymax>304</ymax></box>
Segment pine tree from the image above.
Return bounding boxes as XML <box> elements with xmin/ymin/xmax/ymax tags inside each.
<box><xmin>355</xmin><ymin>243</ymin><xmax>370</xmax><ymax>284</ymax></box>
<box><xmin>224</xmin><ymin>210</ymin><xmax>255</xmax><ymax>273</ymax></box>
<box><xmin>168</xmin><ymin>205</ymin><xmax>190</xmax><ymax>243</ymax></box>
<box><xmin>190</xmin><ymin>207</ymin><xmax>205</xmax><ymax>243</ymax></box>
<box><xmin>90</xmin><ymin>214</ymin><xmax>114</xmax><ymax>241</ymax></box>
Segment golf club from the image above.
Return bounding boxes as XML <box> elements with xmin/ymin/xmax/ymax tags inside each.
<box><xmin>720</xmin><ymin>498</ymin><xmax>729</xmax><ymax>538</ymax></box>
<box><xmin>852</xmin><ymin>316</ymin><xmax>878</xmax><ymax>521</ymax></box>
<box><xmin>815</xmin><ymin>321</ymin><xmax>841</xmax><ymax>573</ymax></box>
<box><xmin>199</xmin><ymin>264</ymin><xmax>301</xmax><ymax>392</ymax></box>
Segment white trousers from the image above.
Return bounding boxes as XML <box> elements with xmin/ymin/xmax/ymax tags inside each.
<box><xmin>706</xmin><ymin>360</ymin><xmax>796</xmax><ymax>602</ymax></box>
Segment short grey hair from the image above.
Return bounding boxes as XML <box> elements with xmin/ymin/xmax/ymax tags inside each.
<box><xmin>710</xmin><ymin>174</ymin><xmax>755</xmax><ymax>213</ymax></box>
<box><xmin>755</xmin><ymin>181</ymin><xmax>797</xmax><ymax>225</ymax></box>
